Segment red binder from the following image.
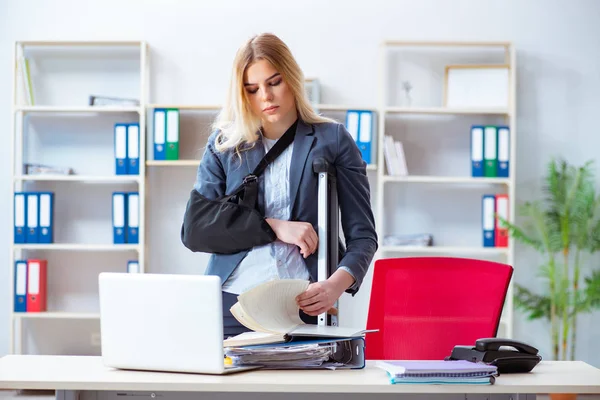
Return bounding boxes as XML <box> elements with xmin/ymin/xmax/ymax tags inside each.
<box><xmin>495</xmin><ymin>194</ymin><xmax>509</xmax><ymax>248</ymax></box>
<box><xmin>26</xmin><ymin>259</ymin><xmax>47</xmax><ymax>312</ymax></box>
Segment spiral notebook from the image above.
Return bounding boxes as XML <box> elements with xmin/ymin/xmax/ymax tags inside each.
<box><xmin>376</xmin><ymin>360</ymin><xmax>498</xmax><ymax>385</ymax></box>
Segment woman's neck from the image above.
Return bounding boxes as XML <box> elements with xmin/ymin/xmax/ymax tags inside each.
<box><xmin>261</xmin><ymin>109</ymin><xmax>298</xmax><ymax>140</ymax></box>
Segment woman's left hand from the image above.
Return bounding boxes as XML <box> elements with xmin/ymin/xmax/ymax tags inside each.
<box><xmin>296</xmin><ymin>279</ymin><xmax>345</xmax><ymax>316</ymax></box>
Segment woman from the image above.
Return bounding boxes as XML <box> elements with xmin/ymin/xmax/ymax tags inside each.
<box><xmin>184</xmin><ymin>33</ymin><xmax>378</xmax><ymax>338</ymax></box>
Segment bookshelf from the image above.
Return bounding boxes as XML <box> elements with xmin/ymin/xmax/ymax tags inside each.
<box><xmin>7</xmin><ymin>39</ymin><xmax>517</xmax><ymax>355</ymax></box>
<box><xmin>9</xmin><ymin>40</ymin><xmax>149</xmax><ymax>354</ymax></box>
<box><xmin>375</xmin><ymin>41</ymin><xmax>517</xmax><ymax>339</ymax></box>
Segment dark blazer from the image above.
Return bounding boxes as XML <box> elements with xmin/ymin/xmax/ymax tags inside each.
<box><xmin>187</xmin><ymin>119</ymin><xmax>378</xmax><ymax>295</ymax></box>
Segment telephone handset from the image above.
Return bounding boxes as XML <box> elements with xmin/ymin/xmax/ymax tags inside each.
<box><xmin>447</xmin><ymin>338</ymin><xmax>542</xmax><ymax>373</ymax></box>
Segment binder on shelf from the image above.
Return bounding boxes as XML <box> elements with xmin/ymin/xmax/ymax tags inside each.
<box><xmin>497</xmin><ymin>126</ymin><xmax>510</xmax><ymax>178</ymax></box>
<box><xmin>14</xmin><ymin>192</ymin><xmax>27</xmax><ymax>244</ymax></box>
<box><xmin>38</xmin><ymin>192</ymin><xmax>54</xmax><ymax>244</ymax></box>
<box><xmin>495</xmin><ymin>194</ymin><xmax>509</xmax><ymax>247</ymax></box>
<box><xmin>127</xmin><ymin>123</ymin><xmax>140</xmax><ymax>175</ymax></box>
<box><xmin>26</xmin><ymin>192</ymin><xmax>39</xmax><ymax>243</ymax></box>
<box><xmin>112</xmin><ymin>192</ymin><xmax>127</xmax><ymax>244</ymax></box>
<box><xmin>345</xmin><ymin>110</ymin><xmax>359</xmax><ymax>143</ymax></box>
<box><xmin>114</xmin><ymin>123</ymin><xmax>128</xmax><ymax>175</ymax></box>
<box><xmin>483</xmin><ymin>126</ymin><xmax>498</xmax><ymax>177</ymax></box>
<box><xmin>482</xmin><ymin>195</ymin><xmax>496</xmax><ymax>247</ymax></box>
<box><xmin>153</xmin><ymin>108</ymin><xmax>166</xmax><ymax>161</ymax></box>
<box><xmin>470</xmin><ymin>125</ymin><xmax>484</xmax><ymax>177</ymax></box>
<box><xmin>26</xmin><ymin>259</ymin><xmax>47</xmax><ymax>312</ymax></box>
<box><xmin>14</xmin><ymin>260</ymin><xmax>27</xmax><ymax>312</ymax></box>
<box><xmin>127</xmin><ymin>192</ymin><xmax>139</xmax><ymax>244</ymax></box>
<box><xmin>358</xmin><ymin>110</ymin><xmax>373</xmax><ymax>164</ymax></box>
<box><xmin>165</xmin><ymin>108</ymin><xmax>180</xmax><ymax>160</ymax></box>
<box><xmin>127</xmin><ymin>260</ymin><xmax>140</xmax><ymax>273</ymax></box>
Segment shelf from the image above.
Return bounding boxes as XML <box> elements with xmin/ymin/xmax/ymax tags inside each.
<box><xmin>13</xmin><ymin>106</ymin><xmax>141</xmax><ymax>114</ymax></box>
<box><xmin>147</xmin><ymin>104</ymin><xmax>221</xmax><ymax>110</ymax></box>
<box><xmin>18</xmin><ymin>40</ymin><xmax>144</xmax><ymax>47</ymax></box>
<box><xmin>314</xmin><ymin>104</ymin><xmax>377</xmax><ymax>112</ymax></box>
<box><xmin>14</xmin><ymin>244</ymin><xmax>141</xmax><ymax>251</ymax></box>
<box><xmin>385</xmin><ymin>106</ymin><xmax>509</xmax><ymax>115</ymax></box>
<box><xmin>146</xmin><ymin>160</ymin><xmax>200</xmax><ymax>167</ymax></box>
<box><xmin>380</xmin><ymin>245</ymin><xmax>509</xmax><ymax>255</ymax></box>
<box><xmin>383</xmin><ymin>175</ymin><xmax>510</xmax><ymax>185</ymax></box>
<box><xmin>13</xmin><ymin>312</ymin><xmax>100</xmax><ymax>320</ymax></box>
<box><xmin>15</xmin><ymin>175</ymin><xmax>141</xmax><ymax>183</ymax></box>
<box><xmin>366</xmin><ymin>164</ymin><xmax>377</xmax><ymax>171</ymax></box>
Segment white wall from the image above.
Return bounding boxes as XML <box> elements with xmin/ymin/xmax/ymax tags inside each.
<box><xmin>1</xmin><ymin>0</ymin><xmax>600</xmax><ymax>366</ymax></box>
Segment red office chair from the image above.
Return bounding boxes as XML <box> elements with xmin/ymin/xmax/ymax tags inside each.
<box><xmin>365</xmin><ymin>257</ymin><xmax>513</xmax><ymax>360</ymax></box>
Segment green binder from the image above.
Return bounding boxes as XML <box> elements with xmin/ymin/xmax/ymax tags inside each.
<box><xmin>484</xmin><ymin>125</ymin><xmax>498</xmax><ymax>177</ymax></box>
<box><xmin>166</xmin><ymin>108</ymin><xmax>179</xmax><ymax>160</ymax></box>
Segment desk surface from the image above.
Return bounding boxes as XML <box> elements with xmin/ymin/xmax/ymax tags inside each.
<box><xmin>1</xmin><ymin>356</ymin><xmax>599</xmax><ymax>394</ymax></box>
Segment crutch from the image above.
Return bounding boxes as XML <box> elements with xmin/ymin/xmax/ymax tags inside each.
<box><xmin>313</xmin><ymin>158</ymin><xmax>340</xmax><ymax>327</ymax></box>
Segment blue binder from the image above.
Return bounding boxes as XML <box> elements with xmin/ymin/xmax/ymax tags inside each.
<box><xmin>114</xmin><ymin>123</ymin><xmax>128</xmax><ymax>175</ymax></box>
<box><xmin>127</xmin><ymin>260</ymin><xmax>140</xmax><ymax>273</ymax></box>
<box><xmin>470</xmin><ymin>125</ymin><xmax>484</xmax><ymax>177</ymax></box>
<box><xmin>153</xmin><ymin>109</ymin><xmax>166</xmax><ymax>160</ymax></box>
<box><xmin>497</xmin><ymin>126</ymin><xmax>510</xmax><ymax>178</ymax></box>
<box><xmin>14</xmin><ymin>192</ymin><xmax>27</xmax><ymax>244</ymax></box>
<box><xmin>127</xmin><ymin>192</ymin><xmax>139</xmax><ymax>244</ymax></box>
<box><xmin>482</xmin><ymin>195</ymin><xmax>496</xmax><ymax>247</ymax></box>
<box><xmin>26</xmin><ymin>192</ymin><xmax>39</xmax><ymax>243</ymax></box>
<box><xmin>14</xmin><ymin>260</ymin><xmax>28</xmax><ymax>312</ymax></box>
<box><xmin>127</xmin><ymin>123</ymin><xmax>140</xmax><ymax>175</ymax></box>
<box><xmin>358</xmin><ymin>111</ymin><xmax>373</xmax><ymax>164</ymax></box>
<box><xmin>112</xmin><ymin>192</ymin><xmax>127</xmax><ymax>244</ymax></box>
<box><xmin>38</xmin><ymin>192</ymin><xmax>54</xmax><ymax>244</ymax></box>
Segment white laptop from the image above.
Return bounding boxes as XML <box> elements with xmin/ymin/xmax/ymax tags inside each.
<box><xmin>98</xmin><ymin>272</ymin><xmax>259</xmax><ymax>374</ymax></box>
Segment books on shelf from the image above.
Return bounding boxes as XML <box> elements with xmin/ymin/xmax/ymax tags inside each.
<box><xmin>112</xmin><ymin>192</ymin><xmax>139</xmax><ymax>244</ymax></box>
<box><xmin>344</xmin><ymin>110</ymin><xmax>374</xmax><ymax>165</ymax></box>
<box><xmin>22</xmin><ymin>163</ymin><xmax>74</xmax><ymax>176</ymax></box>
<box><xmin>482</xmin><ymin>194</ymin><xmax>509</xmax><ymax>247</ymax></box>
<box><xmin>383</xmin><ymin>233</ymin><xmax>433</xmax><ymax>247</ymax></box>
<box><xmin>383</xmin><ymin>135</ymin><xmax>408</xmax><ymax>176</ymax></box>
<box><xmin>471</xmin><ymin>125</ymin><xmax>510</xmax><ymax>178</ymax></box>
<box><xmin>114</xmin><ymin>123</ymin><xmax>140</xmax><ymax>175</ymax></box>
<box><xmin>14</xmin><ymin>259</ymin><xmax>47</xmax><ymax>313</ymax></box>
<box><xmin>223</xmin><ymin>279</ymin><xmax>372</xmax><ymax>347</ymax></box>
<box><xmin>376</xmin><ymin>360</ymin><xmax>498</xmax><ymax>385</ymax></box>
<box><xmin>153</xmin><ymin>108</ymin><xmax>180</xmax><ymax>161</ymax></box>
<box><xmin>14</xmin><ymin>191</ymin><xmax>54</xmax><ymax>244</ymax></box>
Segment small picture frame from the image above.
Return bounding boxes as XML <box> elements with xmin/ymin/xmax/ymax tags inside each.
<box><xmin>443</xmin><ymin>64</ymin><xmax>510</xmax><ymax>109</ymax></box>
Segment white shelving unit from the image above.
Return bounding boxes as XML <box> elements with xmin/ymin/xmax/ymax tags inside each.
<box><xmin>9</xmin><ymin>40</ymin><xmax>149</xmax><ymax>354</ymax></box>
<box><xmin>374</xmin><ymin>40</ymin><xmax>517</xmax><ymax>339</ymax></box>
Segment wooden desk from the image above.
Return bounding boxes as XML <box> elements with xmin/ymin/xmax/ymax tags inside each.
<box><xmin>0</xmin><ymin>355</ymin><xmax>599</xmax><ymax>395</ymax></box>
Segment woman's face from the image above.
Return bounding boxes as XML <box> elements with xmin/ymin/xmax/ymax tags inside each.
<box><xmin>244</xmin><ymin>59</ymin><xmax>296</xmax><ymax>126</ymax></box>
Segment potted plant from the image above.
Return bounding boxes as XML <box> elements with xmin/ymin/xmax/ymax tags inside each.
<box><xmin>498</xmin><ymin>157</ymin><xmax>600</xmax><ymax>363</ymax></box>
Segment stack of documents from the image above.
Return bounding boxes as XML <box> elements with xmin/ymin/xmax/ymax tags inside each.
<box><xmin>376</xmin><ymin>360</ymin><xmax>498</xmax><ymax>385</ymax></box>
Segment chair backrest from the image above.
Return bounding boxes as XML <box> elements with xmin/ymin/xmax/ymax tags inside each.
<box><xmin>365</xmin><ymin>257</ymin><xmax>513</xmax><ymax>360</ymax></box>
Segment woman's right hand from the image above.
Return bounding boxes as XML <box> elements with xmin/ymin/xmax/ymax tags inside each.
<box><xmin>266</xmin><ymin>219</ymin><xmax>318</xmax><ymax>258</ymax></box>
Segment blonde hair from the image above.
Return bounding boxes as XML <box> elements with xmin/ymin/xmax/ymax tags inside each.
<box><xmin>212</xmin><ymin>33</ymin><xmax>335</xmax><ymax>153</ymax></box>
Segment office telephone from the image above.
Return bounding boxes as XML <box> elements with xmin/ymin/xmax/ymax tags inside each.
<box><xmin>447</xmin><ymin>338</ymin><xmax>542</xmax><ymax>373</ymax></box>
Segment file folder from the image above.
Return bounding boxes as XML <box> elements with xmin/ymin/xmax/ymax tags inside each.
<box><xmin>495</xmin><ymin>194</ymin><xmax>509</xmax><ymax>247</ymax></box>
<box><xmin>115</xmin><ymin>123</ymin><xmax>128</xmax><ymax>175</ymax></box>
<box><xmin>38</xmin><ymin>192</ymin><xmax>54</xmax><ymax>244</ymax></box>
<box><xmin>482</xmin><ymin>195</ymin><xmax>496</xmax><ymax>247</ymax></box>
<box><xmin>27</xmin><ymin>259</ymin><xmax>47</xmax><ymax>312</ymax></box>
<box><xmin>153</xmin><ymin>109</ymin><xmax>166</xmax><ymax>161</ymax></box>
<box><xmin>358</xmin><ymin>111</ymin><xmax>373</xmax><ymax>164</ymax></box>
<box><xmin>112</xmin><ymin>192</ymin><xmax>127</xmax><ymax>244</ymax></box>
<box><xmin>14</xmin><ymin>192</ymin><xmax>27</xmax><ymax>243</ymax></box>
<box><xmin>127</xmin><ymin>192</ymin><xmax>139</xmax><ymax>244</ymax></box>
<box><xmin>345</xmin><ymin>110</ymin><xmax>359</xmax><ymax>142</ymax></box>
<box><xmin>14</xmin><ymin>260</ymin><xmax>27</xmax><ymax>312</ymax></box>
<box><xmin>470</xmin><ymin>125</ymin><xmax>484</xmax><ymax>177</ymax></box>
<box><xmin>497</xmin><ymin>126</ymin><xmax>510</xmax><ymax>178</ymax></box>
<box><xmin>127</xmin><ymin>123</ymin><xmax>140</xmax><ymax>175</ymax></box>
<box><xmin>26</xmin><ymin>192</ymin><xmax>39</xmax><ymax>243</ymax></box>
<box><xmin>166</xmin><ymin>108</ymin><xmax>179</xmax><ymax>160</ymax></box>
<box><xmin>127</xmin><ymin>260</ymin><xmax>140</xmax><ymax>273</ymax></box>
<box><xmin>484</xmin><ymin>126</ymin><xmax>498</xmax><ymax>177</ymax></box>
